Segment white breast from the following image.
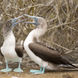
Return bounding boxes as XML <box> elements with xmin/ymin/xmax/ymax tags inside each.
<box><xmin>1</xmin><ymin>31</ymin><xmax>20</xmax><ymax>62</ymax></box>
<box><xmin>24</xmin><ymin>29</ymin><xmax>47</xmax><ymax>67</ymax></box>
<box><xmin>24</xmin><ymin>27</ymin><xmax>52</xmax><ymax>69</ymax></box>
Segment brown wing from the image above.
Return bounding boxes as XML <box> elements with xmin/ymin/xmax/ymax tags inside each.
<box><xmin>36</xmin><ymin>42</ymin><xmax>57</xmax><ymax>51</ymax></box>
<box><xmin>29</xmin><ymin>43</ymin><xmax>75</xmax><ymax>66</ymax></box>
<box><xmin>15</xmin><ymin>45</ymin><xmax>24</xmax><ymax>58</ymax></box>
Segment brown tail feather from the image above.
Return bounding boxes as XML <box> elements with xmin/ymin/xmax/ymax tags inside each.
<box><xmin>69</xmin><ymin>63</ymin><xmax>78</xmax><ymax>68</ymax></box>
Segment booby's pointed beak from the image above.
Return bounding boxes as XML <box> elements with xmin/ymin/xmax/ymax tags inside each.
<box><xmin>23</xmin><ymin>14</ymin><xmax>39</xmax><ymax>26</ymax></box>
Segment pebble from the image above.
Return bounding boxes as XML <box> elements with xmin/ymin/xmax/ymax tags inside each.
<box><xmin>12</xmin><ymin>76</ymin><xmax>18</xmax><ymax>78</ymax></box>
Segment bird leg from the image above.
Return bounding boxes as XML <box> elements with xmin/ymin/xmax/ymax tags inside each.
<box><xmin>13</xmin><ymin>62</ymin><xmax>23</xmax><ymax>72</ymax></box>
<box><xmin>30</xmin><ymin>66</ymin><xmax>45</xmax><ymax>74</ymax></box>
<box><xmin>0</xmin><ymin>60</ymin><xmax>12</xmax><ymax>72</ymax></box>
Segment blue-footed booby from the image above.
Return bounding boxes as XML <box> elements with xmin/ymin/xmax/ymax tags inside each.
<box><xmin>0</xmin><ymin>17</ymin><xmax>24</xmax><ymax>72</ymax></box>
<box><xmin>24</xmin><ymin>14</ymin><xmax>77</xmax><ymax>74</ymax></box>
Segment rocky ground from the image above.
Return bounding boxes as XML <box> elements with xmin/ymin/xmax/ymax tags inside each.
<box><xmin>0</xmin><ymin>59</ymin><xmax>78</xmax><ymax>78</ymax></box>
<box><xmin>0</xmin><ymin>67</ymin><xmax>78</xmax><ymax>78</ymax></box>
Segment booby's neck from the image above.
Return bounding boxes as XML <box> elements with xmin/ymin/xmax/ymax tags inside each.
<box><xmin>2</xmin><ymin>21</ymin><xmax>14</xmax><ymax>40</ymax></box>
<box><xmin>25</xmin><ymin>24</ymin><xmax>47</xmax><ymax>45</ymax></box>
<box><xmin>2</xmin><ymin>30</ymin><xmax>16</xmax><ymax>50</ymax></box>
<box><xmin>3</xmin><ymin>30</ymin><xmax>13</xmax><ymax>40</ymax></box>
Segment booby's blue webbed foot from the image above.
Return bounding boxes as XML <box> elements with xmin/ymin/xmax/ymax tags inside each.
<box><xmin>13</xmin><ymin>68</ymin><xmax>23</xmax><ymax>72</ymax></box>
<box><xmin>0</xmin><ymin>61</ymin><xmax>12</xmax><ymax>72</ymax></box>
<box><xmin>30</xmin><ymin>69</ymin><xmax>41</xmax><ymax>72</ymax></box>
<box><xmin>0</xmin><ymin>68</ymin><xmax>12</xmax><ymax>72</ymax></box>
<box><xmin>30</xmin><ymin>67</ymin><xmax>45</xmax><ymax>74</ymax></box>
<box><xmin>13</xmin><ymin>62</ymin><xmax>23</xmax><ymax>72</ymax></box>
